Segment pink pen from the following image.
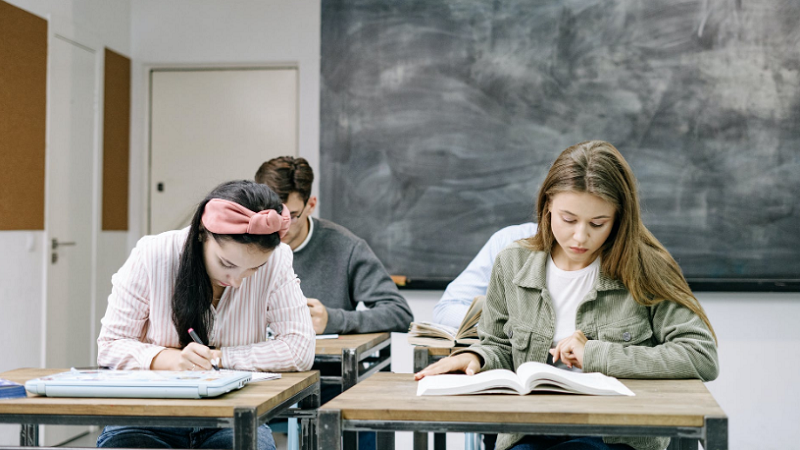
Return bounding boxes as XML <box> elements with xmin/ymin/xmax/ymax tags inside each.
<box><xmin>188</xmin><ymin>328</ymin><xmax>220</xmax><ymax>370</ymax></box>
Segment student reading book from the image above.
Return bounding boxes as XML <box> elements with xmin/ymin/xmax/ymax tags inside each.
<box><xmin>417</xmin><ymin>361</ymin><xmax>633</xmax><ymax>396</ymax></box>
<box><xmin>0</xmin><ymin>378</ymin><xmax>26</xmax><ymax>399</ymax></box>
<box><xmin>415</xmin><ymin>141</ymin><xmax>719</xmax><ymax>450</ymax></box>
<box><xmin>408</xmin><ymin>295</ymin><xmax>485</xmax><ymax>348</ymax></box>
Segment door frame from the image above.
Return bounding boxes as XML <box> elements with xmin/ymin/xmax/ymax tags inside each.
<box><xmin>42</xmin><ymin>14</ymin><xmax>104</xmax><ymax>367</ymax></box>
<box><xmin>142</xmin><ymin>62</ymin><xmax>299</xmax><ymax>235</ymax></box>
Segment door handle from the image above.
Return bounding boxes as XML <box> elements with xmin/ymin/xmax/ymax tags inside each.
<box><xmin>52</xmin><ymin>239</ymin><xmax>77</xmax><ymax>250</ymax></box>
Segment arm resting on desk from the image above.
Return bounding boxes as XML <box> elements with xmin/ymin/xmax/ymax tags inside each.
<box><xmin>222</xmin><ymin>273</ymin><xmax>315</xmax><ymax>372</ymax></box>
<box><xmin>324</xmin><ymin>239</ymin><xmax>413</xmax><ymax>334</ymax></box>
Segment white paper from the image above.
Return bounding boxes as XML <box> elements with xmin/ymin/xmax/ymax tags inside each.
<box><xmin>249</xmin><ymin>372</ymin><xmax>281</xmax><ymax>382</ymax></box>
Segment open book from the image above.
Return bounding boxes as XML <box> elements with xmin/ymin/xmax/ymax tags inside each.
<box><xmin>417</xmin><ymin>361</ymin><xmax>635</xmax><ymax>396</ymax></box>
<box><xmin>407</xmin><ymin>295</ymin><xmax>485</xmax><ymax>348</ymax></box>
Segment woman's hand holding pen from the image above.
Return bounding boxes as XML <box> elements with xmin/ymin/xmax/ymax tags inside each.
<box><xmin>550</xmin><ymin>330</ymin><xmax>588</xmax><ymax>369</ymax></box>
<box><xmin>181</xmin><ymin>343</ymin><xmax>222</xmax><ymax>371</ymax></box>
<box><xmin>149</xmin><ymin>345</ymin><xmax>222</xmax><ymax>371</ymax></box>
<box><xmin>414</xmin><ymin>352</ymin><xmax>482</xmax><ymax>380</ymax></box>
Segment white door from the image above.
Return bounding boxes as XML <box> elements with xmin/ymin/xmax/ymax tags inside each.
<box><xmin>149</xmin><ymin>68</ymin><xmax>298</xmax><ymax>234</ymax></box>
<box><xmin>42</xmin><ymin>33</ymin><xmax>97</xmax><ymax>446</ymax></box>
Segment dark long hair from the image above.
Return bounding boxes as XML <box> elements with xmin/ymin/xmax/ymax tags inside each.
<box><xmin>172</xmin><ymin>180</ymin><xmax>283</xmax><ymax>348</ymax></box>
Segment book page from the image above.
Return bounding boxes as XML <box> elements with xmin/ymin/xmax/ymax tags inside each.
<box><xmin>417</xmin><ymin>368</ymin><xmax>525</xmax><ymax>396</ymax></box>
<box><xmin>455</xmin><ymin>295</ymin><xmax>485</xmax><ymax>339</ymax></box>
<box><xmin>249</xmin><ymin>372</ymin><xmax>281</xmax><ymax>382</ymax></box>
<box><xmin>407</xmin><ymin>336</ymin><xmax>457</xmax><ymax>348</ymax></box>
<box><xmin>409</xmin><ymin>321</ymin><xmax>458</xmax><ymax>340</ymax></box>
<box><xmin>516</xmin><ymin>361</ymin><xmax>634</xmax><ymax>396</ymax></box>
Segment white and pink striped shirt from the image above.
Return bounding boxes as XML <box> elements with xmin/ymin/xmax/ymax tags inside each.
<box><xmin>97</xmin><ymin>228</ymin><xmax>315</xmax><ymax>372</ymax></box>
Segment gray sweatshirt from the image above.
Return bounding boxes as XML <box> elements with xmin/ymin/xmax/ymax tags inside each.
<box><xmin>293</xmin><ymin>217</ymin><xmax>413</xmax><ymax>334</ymax></box>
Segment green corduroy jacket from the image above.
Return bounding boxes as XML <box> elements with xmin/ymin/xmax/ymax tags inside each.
<box><xmin>452</xmin><ymin>243</ymin><xmax>719</xmax><ymax>450</ymax></box>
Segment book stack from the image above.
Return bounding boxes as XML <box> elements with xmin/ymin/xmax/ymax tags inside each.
<box><xmin>0</xmin><ymin>378</ymin><xmax>27</xmax><ymax>399</ymax></box>
<box><xmin>408</xmin><ymin>295</ymin><xmax>485</xmax><ymax>348</ymax></box>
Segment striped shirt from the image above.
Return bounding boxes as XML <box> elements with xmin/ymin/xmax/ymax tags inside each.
<box><xmin>97</xmin><ymin>228</ymin><xmax>315</xmax><ymax>372</ymax></box>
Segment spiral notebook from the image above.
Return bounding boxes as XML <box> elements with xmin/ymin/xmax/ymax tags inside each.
<box><xmin>25</xmin><ymin>369</ymin><xmax>253</xmax><ymax>399</ymax></box>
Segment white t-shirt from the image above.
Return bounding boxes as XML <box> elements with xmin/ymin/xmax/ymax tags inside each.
<box><xmin>546</xmin><ymin>254</ymin><xmax>600</xmax><ymax>345</ymax></box>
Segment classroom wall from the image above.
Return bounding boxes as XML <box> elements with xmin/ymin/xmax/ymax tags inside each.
<box><xmin>128</xmin><ymin>0</ymin><xmax>321</xmax><ymax>245</ymax></box>
<box><xmin>0</xmin><ymin>0</ymin><xmax>131</xmax><ymax>446</ymax></box>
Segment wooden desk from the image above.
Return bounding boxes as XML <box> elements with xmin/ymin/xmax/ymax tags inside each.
<box><xmin>317</xmin><ymin>372</ymin><xmax>728</xmax><ymax>450</ymax></box>
<box><xmin>0</xmin><ymin>368</ymin><xmax>320</xmax><ymax>450</ymax></box>
<box><xmin>314</xmin><ymin>333</ymin><xmax>391</xmax><ymax>392</ymax></box>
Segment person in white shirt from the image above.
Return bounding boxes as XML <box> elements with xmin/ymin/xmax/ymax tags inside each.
<box><xmin>433</xmin><ymin>222</ymin><xmax>537</xmax><ymax>328</ymax></box>
<box><xmin>96</xmin><ymin>180</ymin><xmax>314</xmax><ymax>450</ymax></box>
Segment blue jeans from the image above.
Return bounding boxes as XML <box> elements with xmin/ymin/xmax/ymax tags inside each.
<box><xmin>510</xmin><ymin>435</ymin><xmax>633</xmax><ymax>450</ymax></box>
<box><xmin>96</xmin><ymin>424</ymin><xmax>276</xmax><ymax>450</ymax></box>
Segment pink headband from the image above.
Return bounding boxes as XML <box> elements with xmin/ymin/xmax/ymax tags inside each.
<box><xmin>202</xmin><ymin>198</ymin><xmax>291</xmax><ymax>238</ymax></box>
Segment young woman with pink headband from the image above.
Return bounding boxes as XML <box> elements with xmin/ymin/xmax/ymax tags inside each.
<box><xmin>96</xmin><ymin>180</ymin><xmax>314</xmax><ymax>450</ymax></box>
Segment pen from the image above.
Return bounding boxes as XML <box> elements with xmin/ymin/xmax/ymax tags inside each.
<box><xmin>187</xmin><ymin>328</ymin><xmax>220</xmax><ymax>371</ymax></box>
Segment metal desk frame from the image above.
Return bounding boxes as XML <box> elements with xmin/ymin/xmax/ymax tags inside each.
<box><xmin>318</xmin><ymin>411</ymin><xmax>727</xmax><ymax>450</ymax></box>
<box><xmin>314</xmin><ymin>335</ymin><xmax>392</xmax><ymax>392</ymax></box>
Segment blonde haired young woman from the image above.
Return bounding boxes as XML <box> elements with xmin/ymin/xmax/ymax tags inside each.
<box><xmin>416</xmin><ymin>141</ymin><xmax>719</xmax><ymax>450</ymax></box>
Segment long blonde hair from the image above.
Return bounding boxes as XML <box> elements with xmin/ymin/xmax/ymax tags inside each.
<box><xmin>523</xmin><ymin>141</ymin><xmax>716</xmax><ymax>341</ymax></box>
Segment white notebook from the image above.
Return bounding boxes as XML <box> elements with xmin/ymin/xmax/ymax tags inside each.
<box><xmin>25</xmin><ymin>369</ymin><xmax>252</xmax><ymax>399</ymax></box>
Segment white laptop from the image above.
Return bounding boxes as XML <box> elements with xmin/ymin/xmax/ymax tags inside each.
<box><xmin>25</xmin><ymin>369</ymin><xmax>252</xmax><ymax>399</ymax></box>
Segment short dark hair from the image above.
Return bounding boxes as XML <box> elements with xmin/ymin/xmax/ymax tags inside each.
<box><xmin>255</xmin><ymin>156</ymin><xmax>314</xmax><ymax>203</ymax></box>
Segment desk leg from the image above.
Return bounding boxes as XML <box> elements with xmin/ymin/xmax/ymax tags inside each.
<box><xmin>234</xmin><ymin>407</ymin><xmax>258</xmax><ymax>450</ymax></box>
<box><xmin>377</xmin><ymin>431</ymin><xmax>395</xmax><ymax>450</ymax></box>
<box><xmin>340</xmin><ymin>348</ymin><xmax>358</xmax><ymax>450</ymax></box>
<box><xmin>300</xmin><ymin>382</ymin><xmax>321</xmax><ymax>450</ymax></box>
<box><xmin>413</xmin><ymin>431</ymin><xmax>428</xmax><ymax>450</ymax></box>
<box><xmin>433</xmin><ymin>432</ymin><xmax>446</xmax><ymax>450</ymax></box>
<box><xmin>342</xmin><ymin>348</ymin><xmax>358</xmax><ymax>390</ymax></box>
<box><xmin>20</xmin><ymin>424</ymin><xmax>38</xmax><ymax>446</ymax></box>
<box><xmin>413</xmin><ymin>347</ymin><xmax>430</xmax><ymax>373</ymax></box>
<box><xmin>379</xmin><ymin>342</ymin><xmax>392</xmax><ymax>372</ymax></box>
<box><xmin>318</xmin><ymin>410</ymin><xmax>341</xmax><ymax>450</ymax></box>
<box><xmin>704</xmin><ymin>417</ymin><xmax>728</xmax><ymax>450</ymax></box>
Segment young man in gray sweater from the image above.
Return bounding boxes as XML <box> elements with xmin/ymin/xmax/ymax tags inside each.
<box><xmin>255</xmin><ymin>156</ymin><xmax>413</xmax><ymax>335</ymax></box>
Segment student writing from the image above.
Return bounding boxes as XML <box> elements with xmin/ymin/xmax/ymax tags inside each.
<box><xmin>96</xmin><ymin>180</ymin><xmax>315</xmax><ymax>450</ymax></box>
<box><xmin>416</xmin><ymin>141</ymin><xmax>719</xmax><ymax>450</ymax></box>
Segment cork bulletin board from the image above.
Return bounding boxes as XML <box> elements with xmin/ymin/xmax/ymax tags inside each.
<box><xmin>0</xmin><ymin>1</ymin><xmax>47</xmax><ymax>230</ymax></box>
<box><xmin>102</xmin><ymin>48</ymin><xmax>131</xmax><ymax>231</ymax></box>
